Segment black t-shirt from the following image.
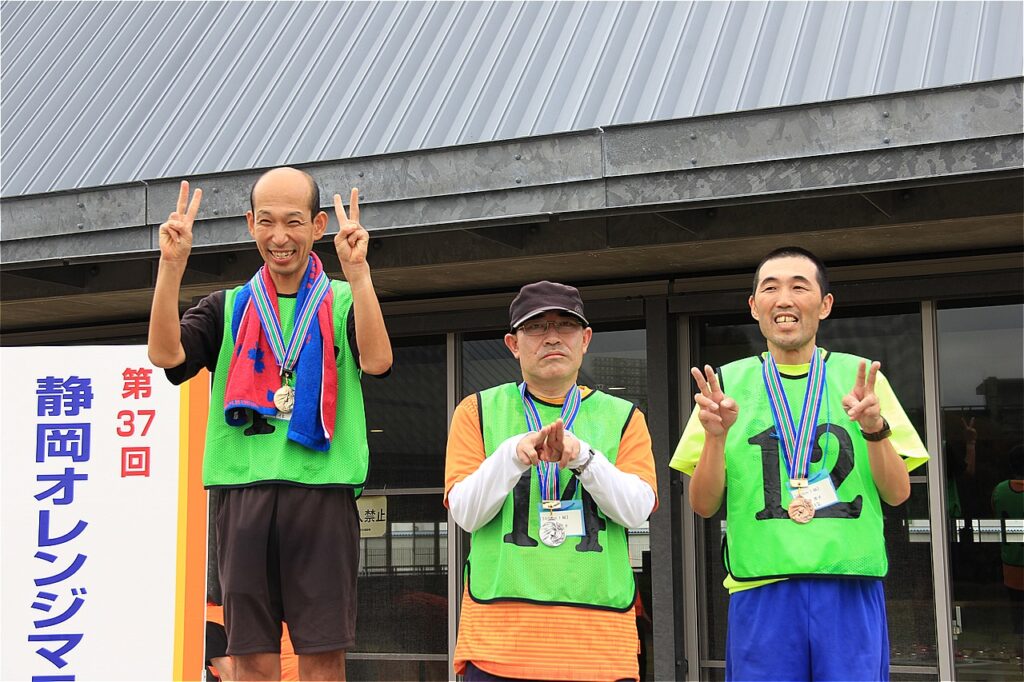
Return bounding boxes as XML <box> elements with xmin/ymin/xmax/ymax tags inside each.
<box><xmin>165</xmin><ymin>290</ymin><xmax>362</xmax><ymax>385</ymax></box>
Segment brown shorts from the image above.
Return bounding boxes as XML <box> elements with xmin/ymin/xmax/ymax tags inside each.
<box><xmin>216</xmin><ymin>484</ymin><xmax>359</xmax><ymax>656</ymax></box>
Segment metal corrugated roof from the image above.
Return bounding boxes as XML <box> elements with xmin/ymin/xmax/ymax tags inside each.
<box><xmin>2</xmin><ymin>0</ymin><xmax>1021</xmax><ymax>198</ymax></box>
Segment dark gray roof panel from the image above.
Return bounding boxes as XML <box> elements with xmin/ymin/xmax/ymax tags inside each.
<box><xmin>2</xmin><ymin>0</ymin><xmax>1021</xmax><ymax>197</ymax></box>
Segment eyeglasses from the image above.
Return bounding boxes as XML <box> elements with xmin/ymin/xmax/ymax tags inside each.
<box><xmin>517</xmin><ymin>319</ymin><xmax>584</xmax><ymax>336</ymax></box>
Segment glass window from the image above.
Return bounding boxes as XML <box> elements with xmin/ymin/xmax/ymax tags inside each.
<box><xmin>690</xmin><ymin>303</ymin><xmax>936</xmax><ymax>672</ymax></box>
<box><xmin>354</xmin><ymin>493</ymin><xmax>449</xmax><ymax>655</ymax></box>
<box><xmin>351</xmin><ymin>336</ymin><xmax>449</xmax><ymax>677</ymax></box>
<box><xmin>581</xmin><ymin>328</ymin><xmax>649</xmax><ymax>413</ymax></box>
<box><xmin>462</xmin><ymin>332</ymin><xmax>520</xmax><ymax>396</ymax></box>
<box><xmin>361</xmin><ymin>337</ymin><xmax>448</xmax><ymax>489</ymax></box>
<box><xmin>937</xmin><ymin>301</ymin><xmax>1023</xmax><ymax>680</ymax></box>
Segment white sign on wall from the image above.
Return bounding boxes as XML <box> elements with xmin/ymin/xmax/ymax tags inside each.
<box><xmin>357</xmin><ymin>495</ymin><xmax>388</xmax><ymax>538</ymax></box>
<box><xmin>1</xmin><ymin>346</ymin><xmax>186</xmax><ymax>680</ymax></box>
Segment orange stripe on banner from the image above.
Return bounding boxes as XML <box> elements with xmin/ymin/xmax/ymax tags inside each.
<box><xmin>173</xmin><ymin>380</ymin><xmax>190</xmax><ymax>680</ymax></box>
<box><xmin>174</xmin><ymin>371</ymin><xmax>210</xmax><ymax>680</ymax></box>
<box><xmin>184</xmin><ymin>371</ymin><xmax>210</xmax><ymax>679</ymax></box>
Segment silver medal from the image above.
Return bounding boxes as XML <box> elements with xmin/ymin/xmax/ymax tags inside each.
<box><xmin>539</xmin><ymin>517</ymin><xmax>566</xmax><ymax>547</ymax></box>
<box><xmin>273</xmin><ymin>385</ymin><xmax>295</xmax><ymax>413</ymax></box>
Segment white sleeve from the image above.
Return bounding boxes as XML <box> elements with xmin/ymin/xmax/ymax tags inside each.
<box><xmin>447</xmin><ymin>434</ymin><xmax>530</xmax><ymax>532</ymax></box>
<box><xmin>570</xmin><ymin>439</ymin><xmax>656</xmax><ymax>530</ymax></box>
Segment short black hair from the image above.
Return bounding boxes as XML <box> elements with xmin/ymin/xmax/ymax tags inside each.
<box><xmin>752</xmin><ymin>246</ymin><xmax>830</xmax><ymax>296</ymax></box>
<box><xmin>249</xmin><ymin>168</ymin><xmax>321</xmax><ymax>220</ymax></box>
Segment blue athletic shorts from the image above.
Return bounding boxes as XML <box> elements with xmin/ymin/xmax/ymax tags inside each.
<box><xmin>726</xmin><ymin>577</ymin><xmax>889</xmax><ymax>681</ymax></box>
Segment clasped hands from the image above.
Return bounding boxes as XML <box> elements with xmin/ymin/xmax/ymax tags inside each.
<box><xmin>516</xmin><ymin>419</ymin><xmax>581</xmax><ymax>468</ymax></box>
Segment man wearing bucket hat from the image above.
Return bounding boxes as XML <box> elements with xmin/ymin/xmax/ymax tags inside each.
<box><xmin>444</xmin><ymin>281</ymin><xmax>658</xmax><ymax>681</ymax></box>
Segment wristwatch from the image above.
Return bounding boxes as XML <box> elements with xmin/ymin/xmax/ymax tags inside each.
<box><xmin>861</xmin><ymin>417</ymin><xmax>891</xmax><ymax>442</ymax></box>
<box><xmin>572</xmin><ymin>448</ymin><xmax>595</xmax><ymax>477</ymax></box>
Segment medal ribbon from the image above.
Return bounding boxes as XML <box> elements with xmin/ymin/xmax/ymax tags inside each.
<box><xmin>249</xmin><ymin>259</ymin><xmax>331</xmax><ymax>377</ymax></box>
<box><xmin>761</xmin><ymin>347</ymin><xmax>827</xmax><ymax>483</ymax></box>
<box><xmin>519</xmin><ymin>383</ymin><xmax>581</xmax><ymax>504</ymax></box>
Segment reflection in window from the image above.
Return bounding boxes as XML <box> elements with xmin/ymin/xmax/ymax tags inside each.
<box><xmin>583</xmin><ymin>329</ymin><xmax>648</xmax><ymax>413</ymax></box>
<box><xmin>462</xmin><ymin>334</ymin><xmax>520</xmax><ymax>396</ymax></box>
<box><xmin>361</xmin><ymin>522</ymin><xmax>447</xmax><ymax>574</ymax></box>
<box><xmin>355</xmin><ymin>494</ymin><xmax>448</xmax><ymax>656</ymax></box>
<box><xmin>361</xmin><ymin>337</ymin><xmax>447</xmax><ymax>489</ymax></box>
<box><xmin>351</xmin><ymin>336</ymin><xmax>449</xmax><ymax>678</ymax></box>
<box><xmin>938</xmin><ymin>302</ymin><xmax>1023</xmax><ymax>679</ymax></box>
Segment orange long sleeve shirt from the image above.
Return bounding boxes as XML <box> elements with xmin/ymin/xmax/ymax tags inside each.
<box><xmin>444</xmin><ymin>388</ymin><xmax>658</xmax><ymax>682</ymax></box>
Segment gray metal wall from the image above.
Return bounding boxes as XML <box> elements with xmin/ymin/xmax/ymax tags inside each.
<box><xmin>3</xmin><ymin>0</ymin><xmax>1021</xmax><ymax>198</ymax></box>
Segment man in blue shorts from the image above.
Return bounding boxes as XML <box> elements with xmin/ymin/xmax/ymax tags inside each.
<box><xmin>670</xmin><ymin>246</ymin><xmax>928</xmax><ymax>681</ymax></box>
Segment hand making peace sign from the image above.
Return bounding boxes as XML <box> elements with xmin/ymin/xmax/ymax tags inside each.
<box><xmin>692</xmin><ymin>364</ymin><xmax>739</xmax><ymax>437</ymax></box>
<box><xmin>159</xmin><ymin>181</ymin><xmax>202</xmax><ymax>264</ymax></box>
<box><xmin>961</xmin><ymin>416</ymin><xmax>977</xmax><ymax>444</ymax></box>
<box><xmin>842</xmin><ymin>360</ymin><xmax>885</xmax><ymax>433</ymax></box>
<box><xmin>333</xmin><ymin>188</ymin><xmax>369</xmax><ymax>269</ymax></box>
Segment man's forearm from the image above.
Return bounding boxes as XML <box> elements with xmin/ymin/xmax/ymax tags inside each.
<box><xmin>345</xmin><ymin>264</ymin><xmax>392</xmax><ymax>375</ymax></box>
<box><xmin>148</xmin><ymin>260</ymin><xmax>187</xmax><ymax>368</ymax></box>
<box><xmin>689</xmin><ymin>434</ymin><xmax>727</xmax><ymax>518</ymax></box>
<box><xmin>572</xmin><ymin>446</ymin><xmax>655</xmax><ymax>529</ymax></box>
<box><xmin>867</xmin><ymin>438</ymin><xmax>911</xmax><ymax>506</ymax></box>
<box><xmin>448</xmin><ymin>435</ymin><xmax>530</xmax><ymax>531</ymax></box>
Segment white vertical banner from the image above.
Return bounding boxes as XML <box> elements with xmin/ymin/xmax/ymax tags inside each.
<box><xmin>1</xmin><ymin>346</ymin><xmax>184</xmax><ymax>680</ymax></box>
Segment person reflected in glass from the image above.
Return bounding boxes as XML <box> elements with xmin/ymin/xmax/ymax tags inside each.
<box><xmin>991</xmin><ymin>446</ymin><xmax>1024</xmax><ymax>647</ymax></box>
<box><xmin>947</xmin><ymin>417</ymin><xmax>978</xmax><ymax>521</ymax></box>
<box><xmin>670</xmin><ymin>247</ymin><xmax>929</xmax><ymax>681</ymax></box>
<box><xmin>445</xmin><ymin>281</ymin><xmax>658</xmax><ymax>681</ymax></box>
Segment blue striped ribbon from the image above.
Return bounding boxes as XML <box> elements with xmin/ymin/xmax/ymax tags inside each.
<box><xmin>761</xmin><ymin>347</ymin><xmax>827</xmax><ymax>483</ymax></box>
<box><xmin>249</xmin><ymin>261</ymin><xmax>330</xmax><ymax>377</ymax></box>
<box><xmin>519</xmin><ymin>383</ymin><xmax>581</xmax><ymax>504</ymax></box>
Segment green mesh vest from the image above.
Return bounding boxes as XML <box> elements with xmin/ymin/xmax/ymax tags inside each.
<box><xmin>721</xmin><ymin>351</ymin><xmax>888</xmax><ymax>580</ymax></box>
<box><xmin>467</xmin><ymin>383</ymin><xmax>637</xmax><ymax>611</ymax></box>
<box><xmin>992</xmin><ymin>480</ymin><xmax>1024</xmax><ymax>567</ymax></box>
<box><xmin>202</xmin><ymin>280</ymin><xmax>369</xmax><ymax>489</ymax></box>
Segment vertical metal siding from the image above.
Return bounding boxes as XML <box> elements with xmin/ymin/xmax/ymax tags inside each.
<box><xmin>2</xmin><ymin>0</ymin><xmax>1021</xmax><ymax>197</ymax></box>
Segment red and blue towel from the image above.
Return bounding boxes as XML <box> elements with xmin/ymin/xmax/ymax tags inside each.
<box><xmin>223</xmin><ymin>254</ymin><xmax>337</xmax><ymax>451</ymax></box>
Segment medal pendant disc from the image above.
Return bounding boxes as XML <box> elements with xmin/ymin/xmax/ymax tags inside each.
<box><xmin>788</xmin><ymin>496</ymin><xmax>815</xmax><ymax>524</ymax></box>
<box><xmin>273</xmin><ymin>385</ymin><xmax>296</xmax><ymax>413</ymax></box>
<box><xmin>540</xmin><ymin>518</ymin><xmax>566</xmax><ymax>547</ymax></box>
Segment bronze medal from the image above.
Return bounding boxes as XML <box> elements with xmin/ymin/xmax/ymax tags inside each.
<box><xmin>788</xmin><ymin>495</ymin><xmax>815</xmax><ymax>524</ymax></box>
<box><xmin>273</xmin><ymin>385</ymin><xmax>295</xmax><ymax>413</ymax></box>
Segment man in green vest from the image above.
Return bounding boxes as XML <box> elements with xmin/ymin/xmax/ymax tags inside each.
<box><xmin>991</xmin><ymin>447</ymin><xmax>1023</xmax><ymax>638</ymax></box>
<box><xmin>670</xmin><ymin>247</ymin><xmax>928</xmax><ymax>681</ymax></box>
<box><xmin>148</xmin><ymin>168</ymin><xmax>392</xmax><ymax>681</ymax></box>
<box><xmin>444</xmin><ymin>281</ymin><xmax>658</xmax><ymax>681</ymax></box>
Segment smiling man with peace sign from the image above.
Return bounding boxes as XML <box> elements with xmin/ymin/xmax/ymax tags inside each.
<box><xmin>148</xmin><ymin>167</ymin><xmax>392</xmax><ymax>681</ymax></box>
<box><xmin>670</xmin><ymin>246</ymin><xmax>928</xmax><ymax>681</ymax></box>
